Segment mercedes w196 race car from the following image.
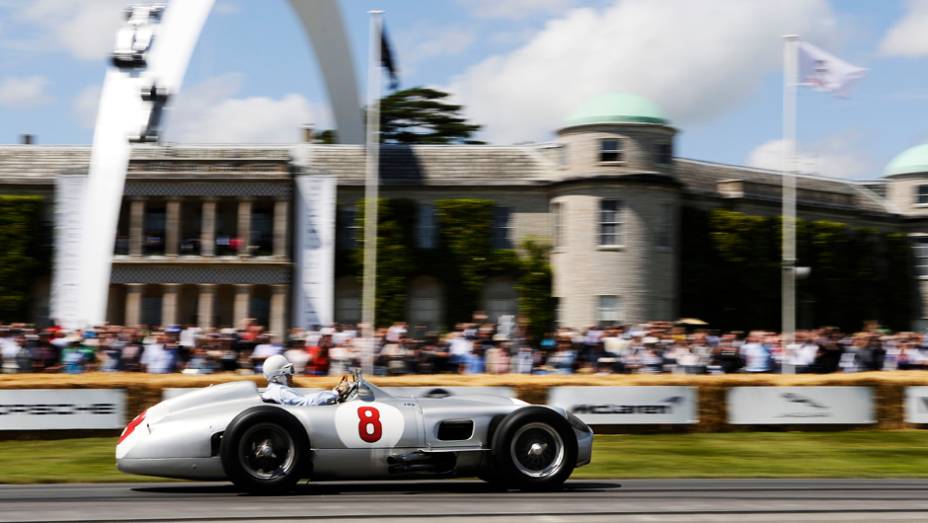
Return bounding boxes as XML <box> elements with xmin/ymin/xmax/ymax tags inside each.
<box><xmin>116</xmin><ymin>371</ymin><xmax>593</xmax><ymax>492</ymax></box>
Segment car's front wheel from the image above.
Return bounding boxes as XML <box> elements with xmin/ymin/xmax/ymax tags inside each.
<box><xmin>221</xmin><ymin>407</ymin><xmax>308</xmax><ymax>494</ymax></box>
<box><xmin>489</xmin><ymin>407</ymin><xmax>577</xmax><ymax>490</ymax></box>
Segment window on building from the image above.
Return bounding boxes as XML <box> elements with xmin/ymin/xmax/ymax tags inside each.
<box><xmin>559</xmin><ymin>145</ymin><xmax>568</xmax><ymax>168</ymax></box>
<box><xmin>916</xmin><ymin>185</ymin><xmax>928</xmax><ymax>205</ymax></box>
<box><xmin>599</xmin><ymin>138</ymin><xmax>623</xmax><ymax>162</ymax></box>
<box><xmin>552</xmin><ymin>202</ymin><xmax>563</xmax><ymax>248</ymax></box>
<box><xmin>142</xmin><ymin>201</ymin><xmax>166</xmax><ymax>255</ymax></box>
<box><xmin>914</xmin><ymin>236</ymin><xmax>928</xmax><ymax>277</ymax></box>
<box><xmin>417</xmin><ymin>203</ymin><xmax>437</xmax><ymax>249</ymax></box>
<box><xmin>492</xmin><ymin>206</ymin><xmax>513</xmax><ymax>249</ymax></box>
<box><xmin>599</xmin><ymin>199</ymin><xmax>623</xmax><ymax>246</ymax></box>
<box><xmin>656</xmin><ymin>203</ymin><xmax>672</xmax><ymax>249</ymax></box>
<box><xmin>656</xmin><ymin>143</ymin><xmax>673</xmax><ymax>165</ymax></box>
<box><xmin>597</xmin><ymin>295</ymin><xmax>622</xmax><ymax>326</ymax></box>
<box><xmin>337</xmin><ymin>206</ymin><xmax>358</xmax><ymax>250</ymax></box>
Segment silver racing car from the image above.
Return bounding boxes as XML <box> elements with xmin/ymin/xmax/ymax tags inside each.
<box><xmin>116</xmin><ymin>371</ymin><xmax>593</xmax><ymax>492</ymax></box>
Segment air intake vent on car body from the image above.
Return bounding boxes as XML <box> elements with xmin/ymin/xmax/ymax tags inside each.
<box><xmin>437</xmin><ymin>420</ymin><xmax>474</xmax><ymax>441</ymax></box>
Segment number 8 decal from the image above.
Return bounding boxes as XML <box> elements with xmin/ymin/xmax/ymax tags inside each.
<box><xmin>357</xmin><ymin>406</ymin><xmax>383</xmax><ymax>443</ymax></box>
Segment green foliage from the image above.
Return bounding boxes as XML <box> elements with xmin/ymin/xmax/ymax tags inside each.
<box><xmin>379</xmin><ymin>87</ymin><xmax>485</xmax><ymax>145</ymax></box>
<box><xmin>342</xmin><ymin>197</ymin><xmax>554</xmax><ymax>332</ymax></box>
<box><xmin>681</xmin><ymin>207</ymin><xmax>918</xmax><ymax>332</ymax></box>
<box><xmin>434</xmin><ymin>198</ymin><xmax>494</xmax><ymax>316</ymax></box>
<box><xmin>354</xmin><ymin>198</ymin><xmax>418</xmax><ymax>325</ymax></box>
<box><xmin>515</xmin><ymin>238</ymin><xmax>556</xmax><ymax>338</ymax></box>
<box><xmin>0</xmin><ymin>196</ymin><xmax>48</xmax><ymax>321</ymax></box>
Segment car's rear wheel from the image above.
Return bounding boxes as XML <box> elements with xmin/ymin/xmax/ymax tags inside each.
<box><xmin>221</xmin><ymin>407</ymin><xmax>308</xmax><ymax>494</ymax></box>
<box><xmin>490</xmin><ymin>407</ymin><xmax>576</xmax><ymax>490</ymax></box>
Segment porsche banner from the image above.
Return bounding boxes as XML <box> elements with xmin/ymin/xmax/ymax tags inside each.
<box><xmin>293</xmin><ymin>174</ymin><xmax>337</xmax><ymax>328</ymax></box>
<box><xmin>548</xmin><ymin>386</ymin><xmax>698</xmax><ymax>425</ymax></box>
<box><xmin>728</xmin><ymin>386</ymin><xmax>874</xmax><ymax>424</ymax></box>
<box><xmin>0</xmin><ymin>389</ymin><xmax>126</xmax><ymax>430</ymax></box>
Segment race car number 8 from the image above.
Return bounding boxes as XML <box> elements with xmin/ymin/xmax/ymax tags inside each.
<box><xmin>357</xmin><ymin>406</ymin><xmax>382</xmax><ymax>443</ymax></box>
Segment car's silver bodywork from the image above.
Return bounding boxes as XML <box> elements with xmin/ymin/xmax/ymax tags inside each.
<box><xmin>116</xmin><ymin>379</ymin><xmax>593</xmax><ymax>482</ymax></box>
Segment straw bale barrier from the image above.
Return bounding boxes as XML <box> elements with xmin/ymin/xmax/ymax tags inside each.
<box><xmin>2</xmin><ymin>372</ymin><xmax>928</xmax><ymax>432</ymax></box>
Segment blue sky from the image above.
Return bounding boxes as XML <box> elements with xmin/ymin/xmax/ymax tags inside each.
<box><xmin>1</xmin><ymin>0</ymin><xmax>927</xmax><ymax>180</ymax></box>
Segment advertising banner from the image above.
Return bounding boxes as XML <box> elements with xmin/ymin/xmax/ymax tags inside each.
<box><xmin>51</xmin><ymin>175</ymin><xmax>88</xmax><ymax>329</ymax></box>
<box><xmin>548</xmin><ymin>386</ymin><xmax>698</xmax><ymax>425</ymax></box>
<box><xmin>0</xmin><ymin>389</ymin><xmax>126</xmax><ymax>430</ymax></box>
<box><xmin>905</xmin><ymin>386</ymin><xmax>928</xmax><ymax>423</ymax></box>
<box><xmin>293</xmin><ymin>174</ymin><xmax>336</xmax><ymax>328</ymax></box>
<box><xmin>728</xmin><ymin>386</ymin><xmax>874</xmax><ymax>424</ymax></box>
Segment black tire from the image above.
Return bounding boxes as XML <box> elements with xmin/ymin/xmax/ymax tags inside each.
<box><xmin>490</xmin><ymin>407</ymin><xmax>577</xmax><ymax>490</ymax></box>
<box><xmin>220</xmin><ymin>406</ymin><xmax>309</xmax><ymax>494</ymax></box>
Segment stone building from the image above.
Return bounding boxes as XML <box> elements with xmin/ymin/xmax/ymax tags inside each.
<box><xmin>4</xmin><ymin>92</ymin><xmax>928</xmax><ymax>331</ymax></box>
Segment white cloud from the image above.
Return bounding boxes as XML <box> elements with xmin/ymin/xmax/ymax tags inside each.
<box><xmin>879</xmin><ymin>0</ymin><xmax>928</xmax><ymax>57</ymax></box>
<box><xmin>0</xmin><ymin>75</ymin><xmax>51</xmax><ymax>107</ymax></box>
<box><xmin>73</xmin><ymin>85</ymin><xmax>101</xmax><ymax>128</ymax></box>
<box><xmin>162</xmin><ymin>73</ymin><xmax>331</xmax><ymax>144</ymax></box>
<box><xmin>13</xmin><ymin>0</ymin><xmax>128</xmax><ymax>60</ymax></box>
<box><xmin>414</xmin><ymin>28</ymin><xmax>476</xmax><ymax>61</ymax></box>
<box><xmin>746</xmin><ymin>135</ymin><xmax>875</xmax><ymax>180</ymax></box>
<box><xmin>451</xmin><ymin>0</ymin><xmax>837</xmax><ymax>144</ymax></box>
<box><xmin>461</xmin><ymin>0</ymin><xmax>576</xmax><ymax>20</ymax></box>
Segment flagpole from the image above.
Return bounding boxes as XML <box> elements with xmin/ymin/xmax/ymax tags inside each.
<box><xmin>361</xmin><ymin>9</ymin><xmax>383</xmax><ymax>375</ymax></box>
<box><xmin>782</xmin><ymin>34</ymin><xmax>799</xmax><ymax>374</ymax></box>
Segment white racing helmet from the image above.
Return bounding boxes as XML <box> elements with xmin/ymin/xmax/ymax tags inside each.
<box><xmin>263</xmin><ymin>354</ymin><xmax>294</xmax><ymax>384</ymax></box>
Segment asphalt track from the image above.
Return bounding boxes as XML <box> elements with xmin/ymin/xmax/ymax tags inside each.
<box><xmin>2</xmin><ymin>479</ymin><xmax>928</xmax><ymax>522</ymax></box>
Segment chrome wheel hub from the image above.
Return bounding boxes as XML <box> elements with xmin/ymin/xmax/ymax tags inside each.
<box><xmin>510</xmin><ymin>422</ymin><xmax>565</xmax><ymax>479</ymax></box>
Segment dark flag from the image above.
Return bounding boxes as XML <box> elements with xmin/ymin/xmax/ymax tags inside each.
<box><xmin>380</xmin><ymin>25</ymin><xmax>399</xmax><ymax>90</ymax></box>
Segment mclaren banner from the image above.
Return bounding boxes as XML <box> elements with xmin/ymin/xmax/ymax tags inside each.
<box><xmin>0</xmin><ymin>389</ymin><xmax>126</xmax><ymax>430</ymax></box>
<box><xmin>548</xmin><ymin>386</ymin><xmax>698</xmax><ymax>425</ymax></box>
<box><xmin>728</xmin><ymin>386</ymin><xmax>874</xmax><ymax>424</ymax></box>
<box><xmin>293</xmin><ymin>174</ymin><xmax>336</xmax><ymax>328</ymax></box>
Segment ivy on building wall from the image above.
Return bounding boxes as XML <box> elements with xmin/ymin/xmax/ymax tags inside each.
<box><xmin>352</xmin><ymin>198</ymin><xmax>418</xmax><ymax>326</ymax></box>
<box><xmin>680</xmin><ymin>207</ymin><xmax>918</xmax><ymax>332</ymax></box>
<box><xmin>342</xmin><ymin>197</ymin><xmax>554</xmax><ymax>334</ymax></box>
<box><xmin>0</xmin><ymin>196</ymin><xmax>49</xmax><ymax>321</ymax></box>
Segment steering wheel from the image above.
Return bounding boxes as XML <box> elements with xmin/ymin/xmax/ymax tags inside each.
<box><xmin>336</xmin><ymin>374</ymin><xmax>360</xmax><ymax>403</ymax></box>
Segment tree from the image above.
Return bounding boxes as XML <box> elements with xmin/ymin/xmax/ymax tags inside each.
<box><xmin>379</xmin><ymin>87</ymin><xmax>484</xmax><ymax>144</ymax></box>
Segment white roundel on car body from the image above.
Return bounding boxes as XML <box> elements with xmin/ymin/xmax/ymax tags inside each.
<box><xmin>334</xmin><ymin>401</ymin><xmax>405</xmax><ymax>448</ymax></box>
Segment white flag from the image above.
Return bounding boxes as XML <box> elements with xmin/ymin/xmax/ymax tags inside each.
<box><xmin>798</xmin><ymin>41</ymin><xmax>866</xmax><ymax>96</ymax></box>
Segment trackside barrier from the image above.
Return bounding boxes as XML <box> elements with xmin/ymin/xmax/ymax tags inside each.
<box><xmin>5</xmin><ymin>378</ymin><xmax>928</xmax><ymax>432</ymax></box>
<box><xmin>727</xmin><ymin>386</ymin><xmax>875</xmax><ymax>425</ymax></box>
<box><xmin>0</xmin><ymin>389</ymin><xmax>126</xmax><ymax>430</ymax></box>
<box><xmin>548</xmin><ymin>386</ymin><xmax>698</xmax><ymax>425</ymax></box>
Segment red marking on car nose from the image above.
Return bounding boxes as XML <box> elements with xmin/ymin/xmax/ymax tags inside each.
<box><xmin>118</xmin><ymin>410</ymin><xmax>146</xmax><ymax>444</ymax></box>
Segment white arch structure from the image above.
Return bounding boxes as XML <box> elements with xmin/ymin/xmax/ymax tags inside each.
<box><xmin>71</xmin><ymin>0</ymin><xmax>363</xmax><ymax>327</ymax></box>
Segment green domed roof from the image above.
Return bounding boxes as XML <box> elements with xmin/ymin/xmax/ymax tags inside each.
<box><xmin>564</xmin><ymin>93</ymin><xmax>668</xmax><ymax>127</ymax></box>
<box><xmin>886</xmin><ymin>144</ymin><xmax>928</xmax><ymax>176</ymax></box>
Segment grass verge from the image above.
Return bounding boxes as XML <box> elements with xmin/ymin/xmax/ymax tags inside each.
<box><xmin>2</xmin><ymin>431</ymin><xmax>928</xmax><ymax>483</ymax></box>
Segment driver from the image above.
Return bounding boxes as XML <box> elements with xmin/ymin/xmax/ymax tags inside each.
<box><xmin>261</xmin><ymin>354</ymin><xmax>351</xmax><ymax>406</ymax></box>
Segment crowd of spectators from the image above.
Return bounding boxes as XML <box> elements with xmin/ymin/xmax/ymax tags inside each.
<box><xmin>2</xmin><ymin>315</ymin><xmax>927</xmax><ymax>376</ymax></box>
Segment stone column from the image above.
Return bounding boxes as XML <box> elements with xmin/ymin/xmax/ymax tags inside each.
<box><xmin>165</xmin><ymin>198</ymin><xmax>181</xmax><ymax>257</ymax></box>
<box><xmin>273</xmin><ymin>199</ymin><xmax>289</xmax><ymax>259</ymax></box>
<box><xmin>129</xmin><ymin>198</ymin><xmax>145</xmax><ymax>257</ymax></box>
<box><xmin>270</xmin><ymin>284</ymin><xmax>288</xmax><ymax>337</ymax></box>
<box><xmin>125</xmin><ymin>284</ymin><xmax>143</xmax><ymax>326</ymax></box>
<box><xmin>234</xmin><ymin>284</ymin><xmax>252</xmax><ymax>328</ymax></box>
<box><xmin>237</xmin><ymin>198</ymin><xmax>253</xmax><ymax>258</ymax></box>
<box><xmin>201</xmin><ymin>198</ymin><xmax>216</xmax><ymax>257</ymax></box>
<box><xmin>161</xmin><ymin>283</ymin><xmax>179</xmax><ymax>327</ymax></box>
<box><xmin>197</xmin><ymin>284</ymin><xmax>216</xmax><ymax>330</ymax></box>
